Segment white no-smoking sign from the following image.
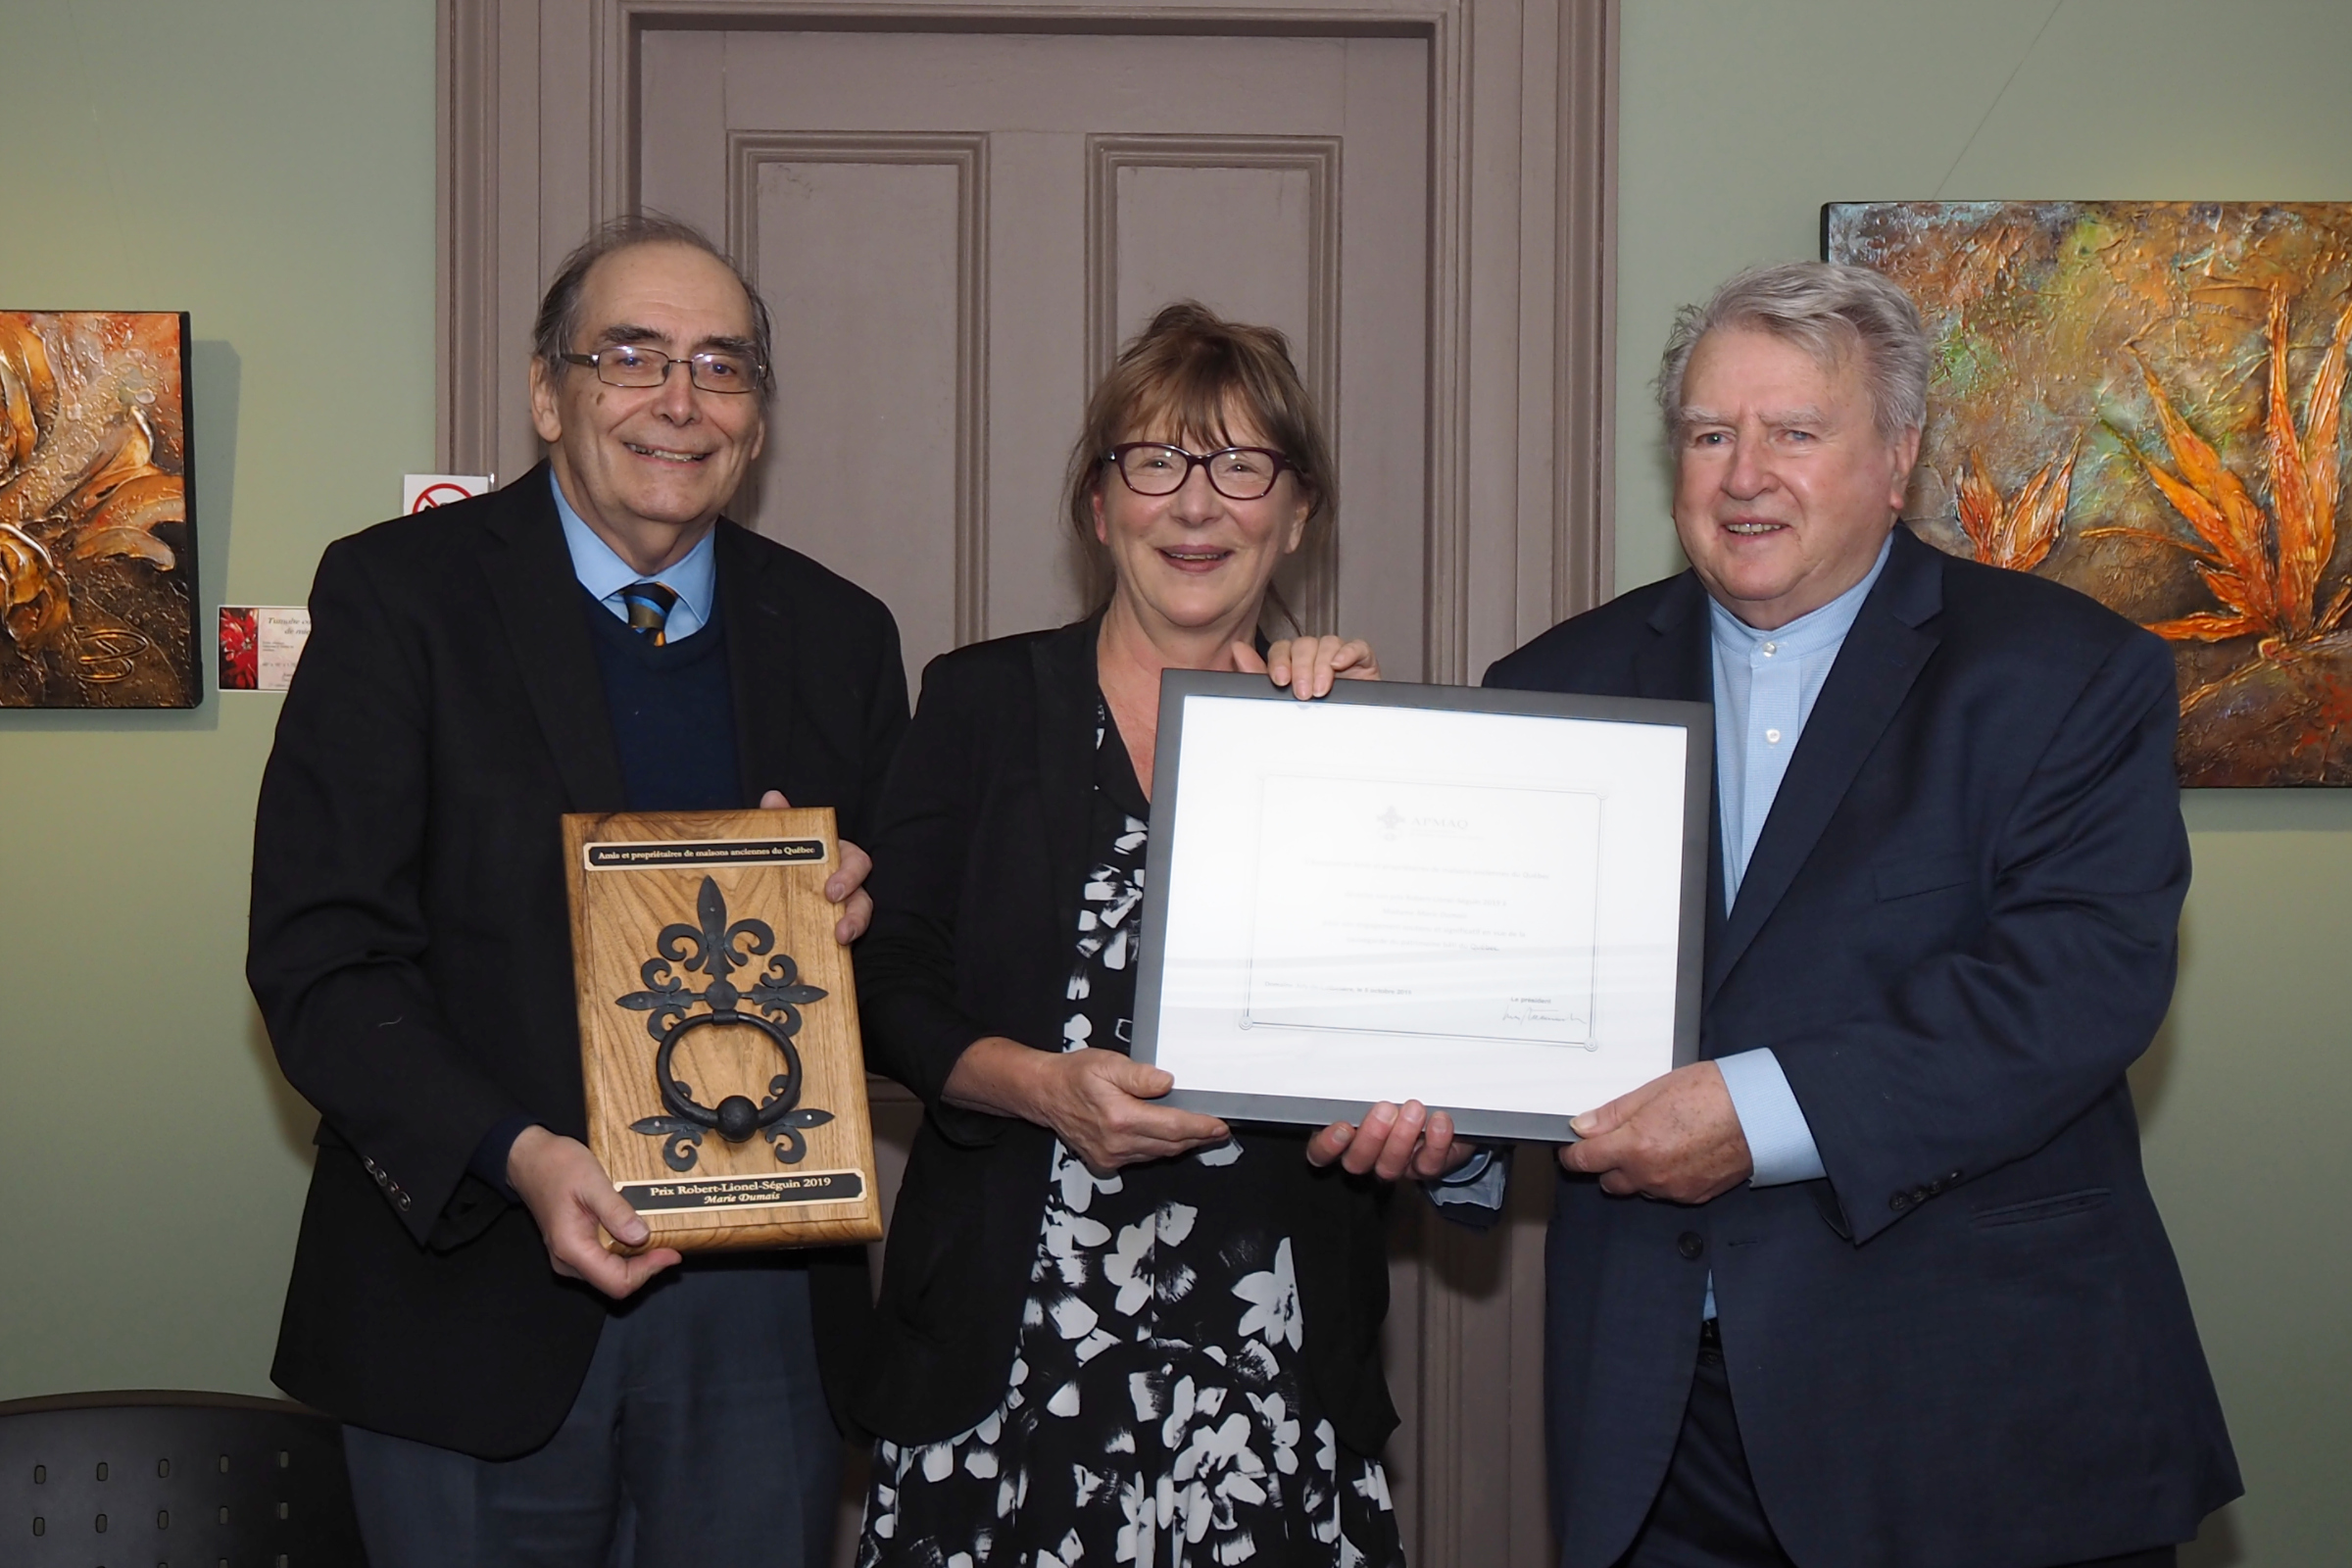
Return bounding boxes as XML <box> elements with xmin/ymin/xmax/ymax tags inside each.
<box><xmin>402</xmin><ymin>473</ymin><xmax>497</xmax><ymax>513</ymax></box>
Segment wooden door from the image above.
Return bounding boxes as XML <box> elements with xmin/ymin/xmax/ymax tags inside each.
<box><xmin>636</xmin><ymin>29</ymin><xmax>1429</xmax><ymax>687</ymax></box>
<box><xmin>439</xmin><ymin>4</ymin><xmax>1617</xmax><ymax>1563</ymax></box>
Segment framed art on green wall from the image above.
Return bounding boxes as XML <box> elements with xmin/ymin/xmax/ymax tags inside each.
<box><xmin>0</xmin><ymin>310</ymin><xmax>199</xmax><ymax>708</ymax></box>
<box><xmin>1828</xmin><ymin>201</ymin><xmax>2352</xmax><ymax>786</ymax></box>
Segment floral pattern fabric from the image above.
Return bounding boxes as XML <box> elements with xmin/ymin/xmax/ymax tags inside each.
<box><xmin>858</xmin><ymin>708</ymin><xmax>1402</xmax><ymax>1568</ymax></box>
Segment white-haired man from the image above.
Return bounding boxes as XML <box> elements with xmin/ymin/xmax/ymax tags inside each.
<box><xmin>1487</xmin><ymin>261</ymin><xmax>2239</xmax><ymax>1567</ymax></box>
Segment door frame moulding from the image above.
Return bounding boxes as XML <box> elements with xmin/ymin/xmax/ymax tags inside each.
<box><xmin>437</xmin><ymin>0</ymin><xmax>1617</xmax><ymax>680</ymax></box>
<box><xmin>439</xmin><ymin>7</ymin><xmax>1613</xmax><ymax>1558</ymax></box>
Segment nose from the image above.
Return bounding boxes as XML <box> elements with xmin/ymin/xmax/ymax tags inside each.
<box><xmin>1166</xmin><ymin>461</ymin><xmax>1225</xmax><ymax>524</ymax></box>
<box><xmin>1722</xmin><ymin>431</ymin><xmax>1769</xmax><ymax>498</ymax></box>
<box><xmin>652</xmin><ymin>360</ymin><xmax>701</xmax><ymax>422</ymax></box>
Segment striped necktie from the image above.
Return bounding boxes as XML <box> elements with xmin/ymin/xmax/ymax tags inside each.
<box><xmin>617</xmin><ymin>580</ymin><xmax>679</xmax><ymax>646</ymax></box>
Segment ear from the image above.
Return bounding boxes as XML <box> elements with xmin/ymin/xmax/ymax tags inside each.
<box><xmin>1091</xmin><ymin>484</ymin><xmax>1108</xmax><ymax>546</ymax></box>
<box><xmin>1886</xmin><ymin>424</ymin><xmax>1924</xmax><ymax>512</ymax></box>
<box><xmin>1282</xmin><ymin>486</ymin><xmax>1313</xmax><ymax>555</ymax></box>
<box><xmin>528</xmin><ymin>358</ymin><xmax>564</xmax><ymax>446</ymax></box>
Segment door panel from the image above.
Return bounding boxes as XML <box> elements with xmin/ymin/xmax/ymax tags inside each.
<box><xmin>736</xmin><ymin>139</ymin><xmax>985</xmax><ymax>656</ymax></box>
<box><xmin>639</xmin><ymin>27</ymin><xmax>1428</xmax><ymax>686</ymax></box>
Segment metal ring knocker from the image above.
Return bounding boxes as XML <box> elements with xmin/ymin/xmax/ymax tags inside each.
<box><xmin>617</xmin><ymin>875</ymin><xmax>836</xmax><ymax>1173</ymax></box>
<box><xmin>652</xmin><ymin>994</ymin><xmax>804</xmax><ymax>1145</ymax></box>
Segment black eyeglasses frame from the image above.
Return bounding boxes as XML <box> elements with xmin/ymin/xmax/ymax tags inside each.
<box><xmin>1102</xmin><ymin>442</ymin><xmax>1297</xmax><ymax>502</ymax></box>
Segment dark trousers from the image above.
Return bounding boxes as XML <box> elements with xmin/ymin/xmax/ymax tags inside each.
<box><xmin>1614</xmin><ymin>1323</ymin><xmax>2180</xmax><ymax>1568</ymax></box>
<box><xmin>342</xmin><ymin>1261</ymin><xmax>840</xmax><ymax>1568</ymax></box>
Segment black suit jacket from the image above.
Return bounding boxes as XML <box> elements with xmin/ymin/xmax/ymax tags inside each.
<box><xmin>850</xmin><ymin>618</ymin><xmax>1398</xmax><ymax>1453</ymax></box>
<box><xmin>1486</xmin><ymin>529</ymin><xmax>2239</xmax><ymax>1568</ymax></box>
<box><xmin>248</xmin><ymin>466</ymin><xmax>907</xmax><ymax>1458</ymax></box>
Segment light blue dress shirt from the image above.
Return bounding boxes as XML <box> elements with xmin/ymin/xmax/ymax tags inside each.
<box><xmin>1706</xmin><ymin>532</ymin><xmax>1892</xmax><ymax>1190</ymax></box>
<box><xmin>552</xmin><ymin>470</ymin><xmax>718</xmax><ymax>640</ymax></box>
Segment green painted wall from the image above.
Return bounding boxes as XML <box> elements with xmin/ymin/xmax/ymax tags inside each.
<box><xmin>1617</xmin><ymin>4</ymin><xmax>2352</xmax><ymax>1562</ymax></box>
<box><xmin>0</xmin><ymin>0</ymin><xmax>434</xmax><ymax>1394</ymax></box>
<box><xmin>2</xmin><ymin>2</ymin><xmax>2342</xmax><ymax>1562</ymax></box>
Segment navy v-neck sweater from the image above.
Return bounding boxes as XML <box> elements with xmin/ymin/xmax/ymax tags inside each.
<box><xmin>580</xmin><ymin>586</ymin><xmax>743</xmax><ymax>811</ymax></box>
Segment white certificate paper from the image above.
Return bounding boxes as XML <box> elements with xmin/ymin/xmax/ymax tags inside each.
<box><xmin>1133</xmin><ymin>677</ymin><xmax>1709</xmax><ymax>1141</ymax></box>
<box><xmin>1245</xmin><ymin>775</ymin><xmax>1601</xmax><ymax>1045</ymax></box>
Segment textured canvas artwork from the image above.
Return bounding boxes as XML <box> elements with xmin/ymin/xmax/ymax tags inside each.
<box><xmin>0</xmin><ymin>311</ymin><xmax>197</xmax><ymax>708</ymax></box>
<box><xmin>1827</xmin><ymin>202</ymin><xmax>2352</xmax><ymax>786</ymax></box>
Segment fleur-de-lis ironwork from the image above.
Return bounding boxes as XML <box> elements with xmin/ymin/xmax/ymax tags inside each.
<box><xmin>616</xmin><ymin>876</ymin><xmax>836</xmax><ymax>1172</ymax></box>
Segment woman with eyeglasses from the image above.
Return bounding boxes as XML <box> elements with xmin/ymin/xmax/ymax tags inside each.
<box><xmin>850</xmin><ymin>303</ymin><xmax>1471</xmax><ymax>1567</ymax></box>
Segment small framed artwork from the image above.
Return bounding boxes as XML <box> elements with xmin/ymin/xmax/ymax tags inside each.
<box><xmin>0</xmin><ymin>311</ymin><xmax>199</xmax><ymax>708</ymax></box>
<box><xmin>1827</xmin><ymin>203</ymin><xmax>2352</xmax><ymax>786</ymax></box>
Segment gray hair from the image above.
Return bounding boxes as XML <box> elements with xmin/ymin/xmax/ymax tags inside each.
<box><xmin>531</xmin><ymin>213</ymin><xmax>774</xmax><ymax>395</ymax></box>
<box><xmin>1655</xmin><ymin>261</ymin><xmax>1929</xmax><ymax>442</ymax></box>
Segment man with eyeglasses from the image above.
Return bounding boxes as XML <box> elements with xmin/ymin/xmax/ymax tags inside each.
<box><xmin>248</xmin><ymin>215</ymin><xmax>908</xmax><ymax>1566</ymax></box>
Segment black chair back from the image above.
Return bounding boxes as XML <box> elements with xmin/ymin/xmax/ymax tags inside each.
<box><xmin>1</xmin><ymin>1389</ymin><xmax>366</xmax><ymax>1566</ymax></box>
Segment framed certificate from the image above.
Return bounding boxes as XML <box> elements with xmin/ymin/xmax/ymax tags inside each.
<box><xmin>1130</xmin><ymin>674</ymin><xmax>1711</xmax><ymax>1142</ymax></box>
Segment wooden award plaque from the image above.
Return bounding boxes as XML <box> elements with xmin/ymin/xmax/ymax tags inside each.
<box><xmin>563</xmin><ymin>808</ymin><xmax>883</xmax><ymax>1251</ymax></box>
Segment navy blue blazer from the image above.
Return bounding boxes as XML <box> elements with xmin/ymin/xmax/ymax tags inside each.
<box><xmin>1486</xmin><ymin>528</ymin><xmax>2239</xmax><ymax>1568</ymax></box>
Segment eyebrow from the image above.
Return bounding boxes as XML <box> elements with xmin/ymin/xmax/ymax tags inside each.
<box><xmin>1677</xmin><ymin>406</ymin><xmax>1831</xmax><ymax>430</ymax></box>
<box><xmin>594</xmin><ymin>322</ymin><xmax>759</xmax><ymax>357</ymax></box>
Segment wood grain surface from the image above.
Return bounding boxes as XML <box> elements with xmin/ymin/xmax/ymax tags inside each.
<box><xmin>564</xmin><ymin>808</ymin><xmax>883</xmax><ymax>1251</ymax></box>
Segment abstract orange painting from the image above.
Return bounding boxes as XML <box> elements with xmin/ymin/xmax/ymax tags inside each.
<box><xmin>1828</xmin><ymin>202</ymin><xmax>2352</xmax><ymax>786</ymax></box>
<box><xmin>0</xmin><ymin>311</ymin><xmax>197</xmax><ymax>707</ymax></box>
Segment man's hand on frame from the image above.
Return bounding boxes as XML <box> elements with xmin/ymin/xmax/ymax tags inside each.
<box><xmin>1558</xmin><ymin>1061</ymin><xmax>1754</xmax><ymax>1204</ymax></box>
<box><xmin>1307</xmin><ymin>1100</ymin><xmax>1475</xmax><ymax>1183</ymax></box>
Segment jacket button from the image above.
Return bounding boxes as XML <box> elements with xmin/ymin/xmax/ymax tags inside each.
<box><xmin>1946</xmin><ymin>1169</ymin><xmax>1963</xmax><ymax>1184</ymax></box>
<box><xmin>1889</xmin><ymin>1192</ymin><xmax>1911</xmax><ymax>1212</ymax></box>
<box><xmin>1677</xmin><ymin>1232</ymin><xmax>1705</xmax><ymax>1260</ymax></box>
<box><xmin>396</xmin><ymin>1193</ymin><xmax>413</xmax><ymax>1212</ymax></box>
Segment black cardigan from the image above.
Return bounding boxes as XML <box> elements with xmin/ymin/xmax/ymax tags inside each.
<box><xmin>852</xmin><ymin>617</ymin><xmax>1399</xmax><ymax>1453</ymax></box>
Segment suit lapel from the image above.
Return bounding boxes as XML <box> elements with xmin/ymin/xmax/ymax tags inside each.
<box><xmin>1031</xmin><ymin>618</ymin><xmax>1102</xmax><ymax>954</ymax></box>
<box><xmin>479</xmin><ymin>465</ymin><xmax>627</xmax><ymax>812</ymax></box>
<box><xmin>1703</xmin><ymin>531</ymin><xmax>1945</xmax><ymax>1004</ymax></box>
<box><xmin>1636</xmin><ymin>578</ymin><xmax>1732</xmax><ymax>968</ymax></box>
<box><xmin>1632</xmin><ymin>574</ymin><xmax>1714</xmax><ymax>706</ymax></box>
<box><xmin>716</xmin><ymin>520</ymin><xmax>795</xmax><ymax>807</ymax></box>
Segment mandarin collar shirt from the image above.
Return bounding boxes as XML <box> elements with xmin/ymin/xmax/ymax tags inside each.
<box><xmin>1708</xmin><ymin>532</ymin><xmax>1893</xmax><ymax>904</ymax></box>
<box><xmin>1702</xmin><ymin>531</ymin><xmax>1893</xmax><ymax>1201</ymax></box>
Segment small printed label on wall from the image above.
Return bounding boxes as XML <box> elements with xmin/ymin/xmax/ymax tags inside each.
<box><xmin>402</xmin><ymin>472</ymin><xmax>496</xmax><ymax>513</ymax></box>
<box><xmin>219</xmin><ymin>606</ymin><xmax>312</xmax><ymax>693</ymax></box>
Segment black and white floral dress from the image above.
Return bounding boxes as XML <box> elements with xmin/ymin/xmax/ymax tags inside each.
<box><xmin>858</xmin><ymin>706</ymin><xmax>1404</xmax><ymax>1568</ymax></box>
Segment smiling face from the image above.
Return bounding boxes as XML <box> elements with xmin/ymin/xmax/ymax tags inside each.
<box><xmin>1091</xmin><ymin>416</ymin><xmax>1312</xmax><ymax>645</ymax></box>
<box><xmin>527</xmin><ymin>242</ymin><xmax>766</xmax><ymax>573</ymax></box>
<box><xmin>1671</xmin><ymin>325</ymin><xmax>1920</xmax><ymax>629</ymax></box>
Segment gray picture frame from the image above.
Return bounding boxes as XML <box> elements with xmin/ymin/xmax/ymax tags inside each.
<box><xmin>1130</xmin><ymin>671</ymin><xmax>1712</xmax><ymax>1142</ymax></box>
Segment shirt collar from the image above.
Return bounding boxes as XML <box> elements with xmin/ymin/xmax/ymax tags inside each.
<box><xmin>550</xmin><ymin>468</ymin><xmax>718</xmax><ymax>627</ymax></box>
<box><xmin>1706</xmin><ymin>531</ymin><xmax>1894</xmax><ymax>658</ymax></box>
